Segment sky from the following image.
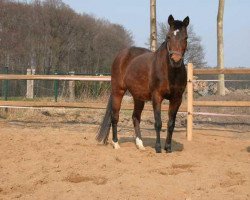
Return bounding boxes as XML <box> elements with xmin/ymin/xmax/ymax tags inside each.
<box><xmin>61</xmin><ymin>1</ymin><xmax>249</xmax><ymax>67</ymax></box>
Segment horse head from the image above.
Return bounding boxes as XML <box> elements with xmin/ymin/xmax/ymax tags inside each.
<box><xmin>166</xmin><ymin>15</ymin><xmax>189</xmax><ymax>68</ymax></box>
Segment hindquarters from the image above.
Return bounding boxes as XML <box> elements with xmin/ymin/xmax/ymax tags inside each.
<box><xmin>110</xmin><ymin>47</ymin><xmax>150</xmax><ymax>146</ymax></box>
<box><xmin>96</xmin><ymin>47</ymin><xmax>149</xmax><ymax>144</ymax></box>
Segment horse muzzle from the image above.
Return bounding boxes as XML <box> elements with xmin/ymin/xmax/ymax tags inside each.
<box><xmin>166</xmin><ymin>42</ymin><xmax>185</xmax><ymax>68</ymax></box>
<box><xmin>171</xmin><ymin>53</ymin><xmax>182</xmax><ymax>63</ymax></box>
<box><xmin>169</xmin><ymin>51</ymin><xmax>183</xmax><ymax>68</ymax></box>
<box><xmin>170</xmin><ymin>58</ymin><xmax>182</xmax><ymax>68</ymax></box>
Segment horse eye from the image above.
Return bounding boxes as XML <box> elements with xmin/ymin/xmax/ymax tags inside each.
<box><xmin>185</xmin><ymin>37</ymin><xmax>188</xmax><ymax>40</ymax></box>
<box><xmin>167</xmin><ymin>36</ymin><xmax>171</xmax><ymax>40</ymax></box>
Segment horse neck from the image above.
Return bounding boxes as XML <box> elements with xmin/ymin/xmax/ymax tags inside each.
<box><xmin>154</xmin><ymin>42</ymin><xmax>170</xmax><ymax>71</ymax></box>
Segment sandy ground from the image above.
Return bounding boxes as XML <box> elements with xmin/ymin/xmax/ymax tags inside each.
<box><xmin>0</xmin><ymin>117</ymin><xmax>250</xmax><ymax>200</ymax></box>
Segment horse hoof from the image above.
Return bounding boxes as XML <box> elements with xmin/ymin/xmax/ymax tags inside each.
<box><xmin>166</xmin><ymin>149</ymin><xmax>172</xmax><ymax>153</ymax></box>
<box><xmin>155</xmin><ymin>144</ymin><xmax>162</xmax><ymax>153</ymax></box>
<box><xmin>155</xmin><ymin>148</ymin><xmax>162</xmax><ymax>153</ymax></box>
<box><xmin>135</xmin><ymin>137</ymin><xmax>146</xmax><ymax>150</ymax></box>
<box><xmin>112</xmin><ymin>141</ymin><xmax>120</xmax><ymax>149</ymax></box>
<box><xmin>164</xmin><ymin>146</ymin><xmax>172</xmax><ymax>153</ymax></box>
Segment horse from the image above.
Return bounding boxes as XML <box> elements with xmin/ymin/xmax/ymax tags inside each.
<box><xmin>96</xmin><ymin>15</ymin><xmax>189</xmax><ymax>153</ymax></box>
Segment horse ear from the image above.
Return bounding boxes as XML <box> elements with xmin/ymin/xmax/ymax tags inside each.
<box><xmin>183</xmin><ymin>16</ymin><xmax>190</xmax><ymax>27</ymax></box>
<box><xmin>168</xmin><ymin>15</ymin><xmax>175</xmax><ymax>26</ymax></box>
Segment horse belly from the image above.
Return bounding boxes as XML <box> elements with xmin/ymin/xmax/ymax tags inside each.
<box><xmin>126</xmin><ymin>76</ymin><xmax>151</xmax><ymax>101</ymax></box>
<box><xmin>128</xmin><ymin>85</ymin><xmax>151</xmax><ymax>101</ymax></box>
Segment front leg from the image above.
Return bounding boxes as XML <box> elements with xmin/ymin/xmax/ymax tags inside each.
<box><xmin>152</xmin><ymin>94</ymin><xmax>163</xmax><ymax>153</ymax></box>
<box><xmin>165</xmin><ymin>98</ymin><xmax>182</xmax><ymax>153</ymax></box>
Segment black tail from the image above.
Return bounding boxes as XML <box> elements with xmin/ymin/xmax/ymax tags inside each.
<box><xmin>96</xmin><ymin>95</ymin><xmax>112</xmax><ymax>144</ymax></box>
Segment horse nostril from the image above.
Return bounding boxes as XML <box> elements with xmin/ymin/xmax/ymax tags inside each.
<box><xmin>171</xmin><ymin>54</ymin><xmax>182</xmax><ymax>62</ymax></box>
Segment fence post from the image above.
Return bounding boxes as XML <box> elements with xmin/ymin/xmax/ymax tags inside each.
<box><xmin>2</xmin><ymin>67</ymin><xmax>9</xmax><ymax>101</ymax></box>
<box><xmin>54</xmin><ymin>71</ymin><xmax>59</xmax><ymax>102</ymax></box>
<box><xmin>26</xmin><ymin>68</ymin><xmax>35</xmax><ymax>99</ymax></box>
<box><xmin>69</xmin><ymin>71</ymin><xmax>75</xmax><ymax>101</ymax></box>
<box><xmin>187</xmin><ymin>63</ymin><xmax>193</xmax><ymax>141</ymax></box>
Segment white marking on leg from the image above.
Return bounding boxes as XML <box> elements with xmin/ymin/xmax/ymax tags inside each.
<box><xmin>136</xmin><ymin>137</ymin><xmax>145</xmax><ymax>150</ymax></box>
<box><xmin>112</xmin><ymin>141</ymin><xmax>120</xmax><ymax>149</ymax></box>
<box><xmin>174</xmin><ymin>29</ymin><xmax>179</xmax><ymax>36</ymax></box>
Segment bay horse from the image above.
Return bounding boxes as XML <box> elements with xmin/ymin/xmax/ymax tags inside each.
<box><xmin>96</xmin><ymin>15</ymin><xmax>189</xmax><ymax>153</ymax></box>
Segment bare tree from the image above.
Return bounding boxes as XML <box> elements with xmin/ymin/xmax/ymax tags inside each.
<box><xmin>150</xmin><ymin>0</ymin><xmax>157</xmax><ymax>52</ymax></box>
<box><xmin>217</xmin><ymin>0</ymin><xmax>225</xmax><ymax>95</ymax></box>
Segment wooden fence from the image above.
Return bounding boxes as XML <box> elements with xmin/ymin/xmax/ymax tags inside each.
<box><xmin>186</xmin><ymin>63</ymin><xmax>250</xmax><ymax>141</ymax></box>
<box><xmin>0</xmin><ymin>64</ymin><xmax>250</xmax><ymax>141</ymax></box>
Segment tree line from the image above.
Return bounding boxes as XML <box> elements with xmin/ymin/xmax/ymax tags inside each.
<box><xmin>0</xmin><ymin>0</ymin><xmax>133</xmax><ymax>75</ymax></box>
<box><xmin>0</xmin><ymin>0</ymin><xmax>134</xmax><ymax>98</ymax></box>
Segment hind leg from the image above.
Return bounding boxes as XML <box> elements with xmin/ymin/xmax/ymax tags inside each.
<box><xmin>111</xmin><ymin>90</ymin><xmax>125</xmax><ymax>149</ymax></box>
<box><xmin>132</xmin><ymin>99</ymin><xmax>145</xmax><ymax>150</ymax></box>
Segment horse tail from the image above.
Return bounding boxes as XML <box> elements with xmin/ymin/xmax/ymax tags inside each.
<box><xmin>96</xmin><ymin>95</ymin><xmax>112</xmax><ymax>144</ymax></box>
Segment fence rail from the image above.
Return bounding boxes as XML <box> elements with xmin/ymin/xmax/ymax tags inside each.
<box><xmin>0</xmin><ymin>100</ymin><xmax>187</xmax><ymax>112</ymax></box>
<box><xmin>193</xmin><ymin>68</ymin><xmax>250</xmax><ymax>75</ymax></box>
<box><xmin>193</xmin><ymin>101</ymin><xmax>250</xmax><ymax>107</ymax></box>
<box><xmin>0</xmin><ymin>75</ymin><xmax>111</xmax><ymax>81</ymax></box>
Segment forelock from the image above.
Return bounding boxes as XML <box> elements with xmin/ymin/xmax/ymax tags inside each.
<box><xmin>172</xmin><ymin>20</ymin><xmax>185</xmax><ymax>30</ymax></box>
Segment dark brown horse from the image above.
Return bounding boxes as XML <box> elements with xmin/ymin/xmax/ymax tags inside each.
<box><xmin>96</xmin><ymin>15</ymin><xmax>189</xmax><ymax>153</ymax></box>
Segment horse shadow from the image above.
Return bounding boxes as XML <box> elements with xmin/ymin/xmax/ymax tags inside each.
<box><xmin>119</xmin><ymin>136</ymin><xmax>184</xmax><ymax>152</ymax></box>
<box><xmin>247</xmin><ymin>146</ymin><xmax>250</xmax><ymax>153</ymax></box>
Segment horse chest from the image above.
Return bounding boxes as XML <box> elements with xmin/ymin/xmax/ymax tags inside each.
<box><xmin>160</xmin><ymin>77</ymin><xmax>186</xmax><ymax>99</ymax></box>
<box><xmin>159</xmin><ymin>80</ymin><xmax>170</xmax><ymax>94</ymax></box>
